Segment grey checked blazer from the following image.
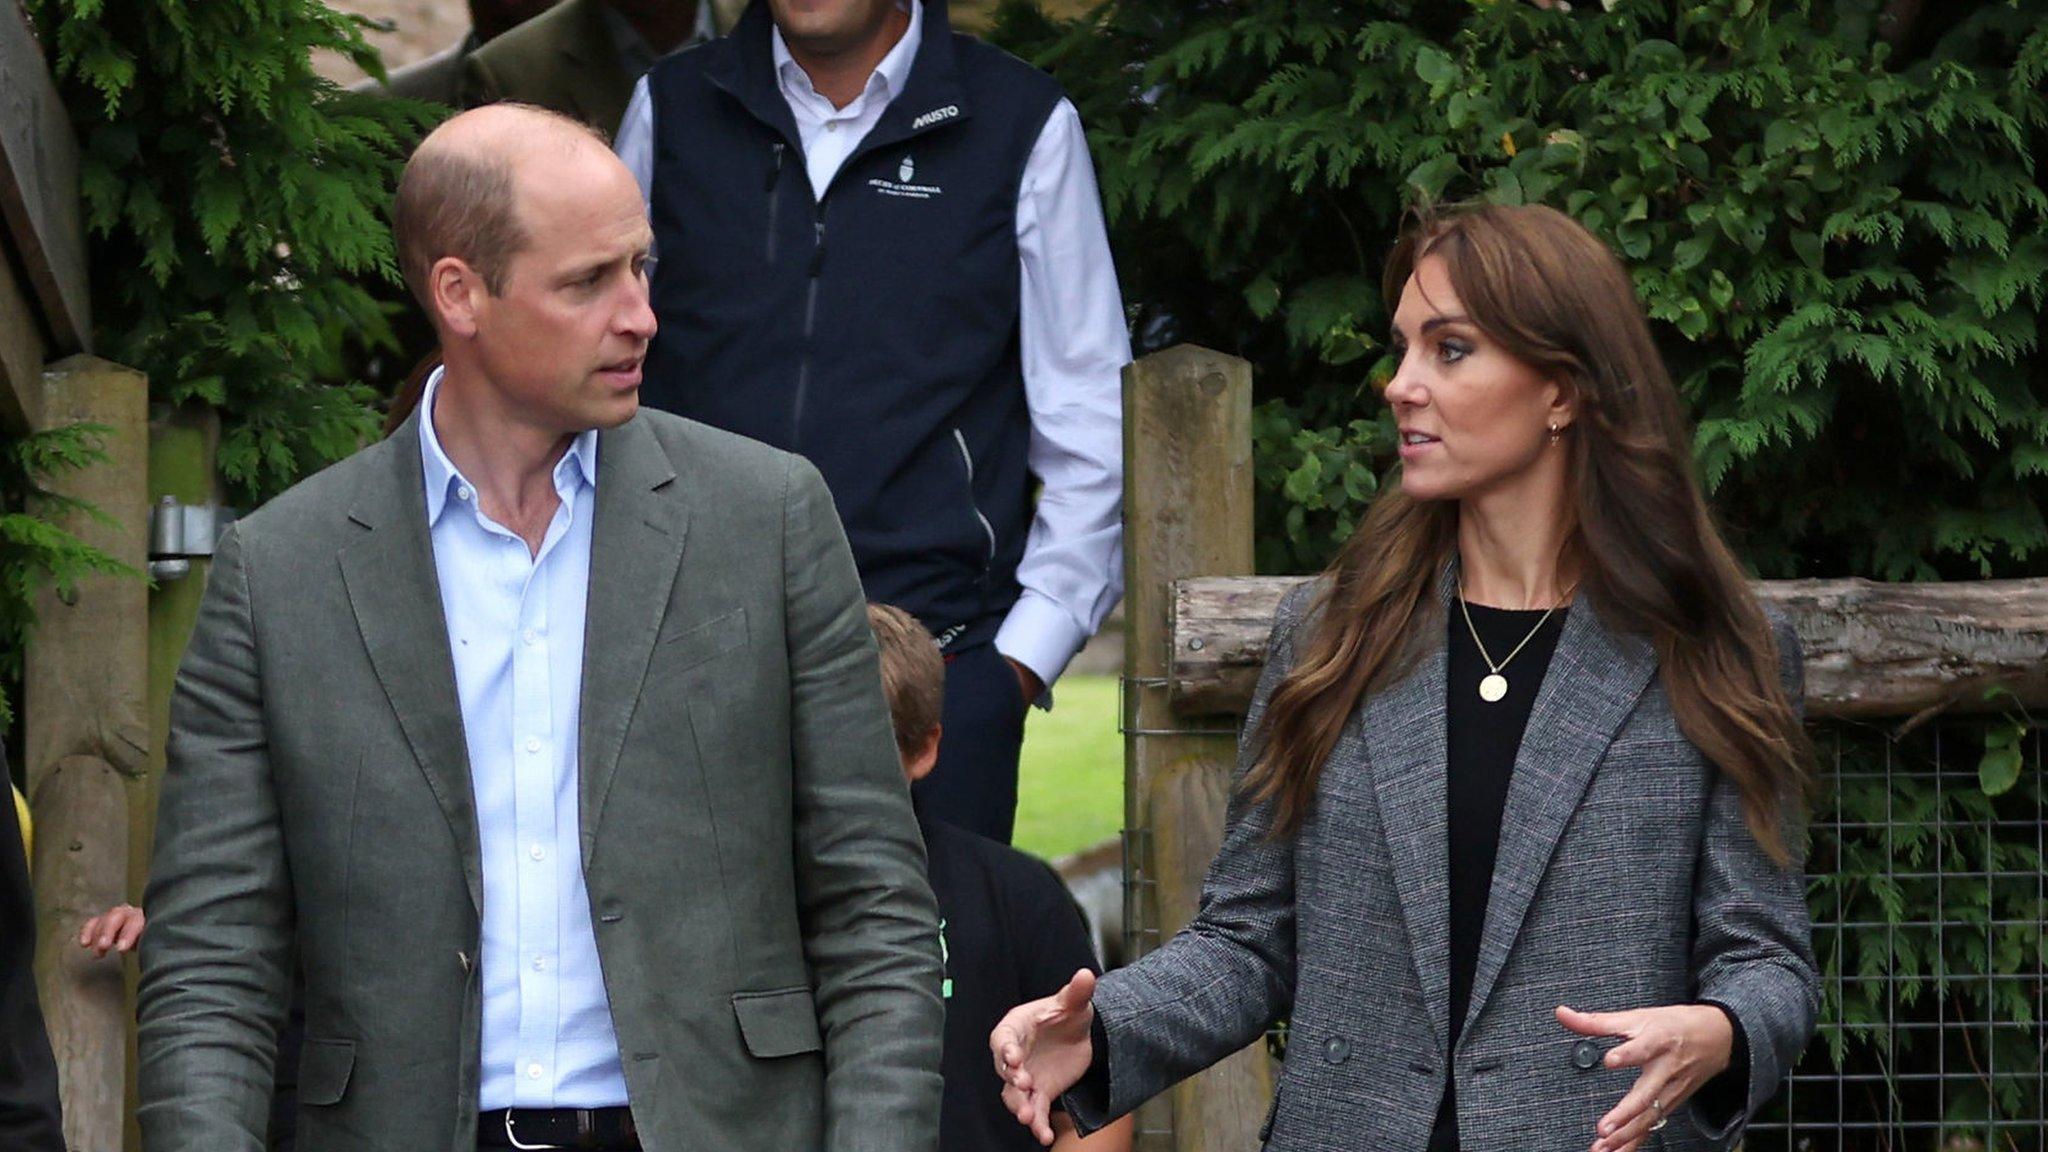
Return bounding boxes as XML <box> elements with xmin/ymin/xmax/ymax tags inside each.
<box><xmin>1077</xmin><ymin>573</ymin><xmax>1817</xmax><ymax>1152</ymax></box>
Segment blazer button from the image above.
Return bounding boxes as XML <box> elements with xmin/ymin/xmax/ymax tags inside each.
<box><xmin>1571</xmin><ymin>1039</ymin><xmax>1602</xmax><ymax>1070</ymax></box>
<box><xmin>1323</xmin><ymin>1036</ymin><xmax>1351</xmax><ymax>1064</ymax></box>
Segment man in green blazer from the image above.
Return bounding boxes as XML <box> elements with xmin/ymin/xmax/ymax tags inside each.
<box><xmin>137</xmin><ymin>103</ymin><xmax>943</xmax><ymax>1152</ymax></box>
<box><xmin>463</xmin><ymin>0</ymin><xmax>743</xmax><ymax>134</ymax></box>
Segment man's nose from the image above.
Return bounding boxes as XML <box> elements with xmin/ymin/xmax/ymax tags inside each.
<box><xmin>618</xmin><ymin>281</ymin><xmax>657</xmax><ymax>340</ymax></box>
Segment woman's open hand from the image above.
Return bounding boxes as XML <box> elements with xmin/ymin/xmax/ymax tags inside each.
<box><xmin>991</xmin><ymin>969</ymin><xmax>1098</xmax><ymax>1146</ymax></box>
<box><xmin>1557</xmin><ymin>1003</ymin><xmax>1735</xmax><ymax>1152</ymax></box>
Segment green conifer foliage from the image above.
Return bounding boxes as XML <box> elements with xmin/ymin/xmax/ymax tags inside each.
<box><xmin>23</xmin><ymin>0</ymin><xmax>440</xmax><ymax>503</ymax></box>
<box><xmin>996</xmin><ymin>0</ymin><xmax>2048</xmax><ymax>582</ymax></box>
<box><xmin>993</xmin><ymin>0</ymin><xmax>2048</xmax><ymax>1136</ymax></box>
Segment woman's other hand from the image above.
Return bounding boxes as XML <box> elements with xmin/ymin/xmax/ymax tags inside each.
<box><xmin>992</xmin><ymin>968</ymin><xmax>1098</xmax><ymax>1146</ymax></box>
<box><xmin>1556</xmin><ymin>1002</ymin><xmax>1734</xmax><ymax>1152</ymax></box>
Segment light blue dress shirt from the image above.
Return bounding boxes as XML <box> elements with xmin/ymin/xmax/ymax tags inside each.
<box><xmin>417</xmin><ymin>370</ymin><xmax>629</xmax><ymax>1110</ymax></box>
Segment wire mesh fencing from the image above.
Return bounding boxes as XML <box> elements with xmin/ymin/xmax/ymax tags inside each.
<box><xmin>1118</xmin><ymin>700</ymin><xmax>2048</xmax><ymax>1151</ymax></box>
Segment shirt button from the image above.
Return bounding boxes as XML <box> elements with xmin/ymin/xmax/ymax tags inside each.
<box><xmin>532</xmin><ymin>955</ymin><xmax>549</xmax><ymax>972</ymax></box>
<box><xmin>525</xmin><ymin>737</ymin><xmax>542</xmax><ymax>754</ymax></box>
<box><xmin>526</xmin><ymin>1062</ymin><xmax>544</xmax><ymax>1080</ymax></box>
<box><xmin>529</xmin><ymin>843</ymin><xmax>546</xmax><ymax>862</ymax></box>
<box><xmin>456</xmin><ymin>486</ymin><xmax>473</xmax><ymax>502</ymax></box>
<box><xmin>522</xmin><ymin>630</ymin><xmax>539</xmax><ymax>646</ymax></box>
<box><xmin>825</xmin><ymin>120</ymin><xmax>839</xmax><ymax>132</ymax></box>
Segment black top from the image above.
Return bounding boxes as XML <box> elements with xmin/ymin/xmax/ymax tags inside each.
<box><xmin>920</xmin><ymin>809</ymin><xmax>1101</xmax><ymax>1152</ymax></box>
<box><xmin>1444</xmin><ymin>601</ymin><xmax>1567</xmax><ymax>1048</ymax></box>
<box><xmin>1</xmin><ymin>747</ymin><xmax>65</xmax><ymax>1152</ymax></box>
<box><xmin>1427</xmin><ymin>600</ymin><xmax>1566</xmax><ymax>1152</ymax></box>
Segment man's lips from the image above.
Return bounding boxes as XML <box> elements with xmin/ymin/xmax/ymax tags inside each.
<box><xmin>597</xmin><ymin>357</ymin><xmax>644</xmax><ymax>384</ymax></box>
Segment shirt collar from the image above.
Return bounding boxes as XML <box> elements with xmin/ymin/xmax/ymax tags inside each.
<box><xmin>770</xmin><ymin>0</ymin><xmax>921</xmax><ymax>114</ymax></box>
<box><xmin>418</xmin><ymin>367</ymin><xmax>600</xmax><ymax>527</ymax></box>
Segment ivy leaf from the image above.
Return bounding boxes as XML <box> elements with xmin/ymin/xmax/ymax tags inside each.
<box><xmin>1979</xmin><ymin>725</ymin><xmax>2024</xmax><ymax>796</ymax></box>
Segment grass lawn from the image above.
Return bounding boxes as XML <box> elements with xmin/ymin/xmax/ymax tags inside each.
<box><xmin>1012</xmin><ymin>674</ymin><xmax>1125</xmax><ymax>860</ymax></box>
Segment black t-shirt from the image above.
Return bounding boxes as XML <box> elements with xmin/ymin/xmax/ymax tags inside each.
<box><xmin>920</xmin><ymin>810</ymin><xmax>1101</xmax><ymax>1152</ymax></box>
<box><xmin>1431</xmin><ymin>600</ymin><xmax>1567</xmax><ymax>1152</ymax></box>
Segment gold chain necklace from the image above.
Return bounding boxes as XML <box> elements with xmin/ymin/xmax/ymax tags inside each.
<box><xmin>1456</xmin><ymin>580</ymin><xmax>1567</xmax><ymax>703</ymax></box>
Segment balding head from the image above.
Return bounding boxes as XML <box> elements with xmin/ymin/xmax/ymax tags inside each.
<box><xmin>391</xmin><ymin>104</ymin><xmax>614</xmax><ymax>321</ymax></box>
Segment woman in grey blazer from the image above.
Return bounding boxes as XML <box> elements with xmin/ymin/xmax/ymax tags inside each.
<box><xmin>993</xmin><ymin>203</ymin><xmax>1818</xmax><ymax>1152</ymax></box>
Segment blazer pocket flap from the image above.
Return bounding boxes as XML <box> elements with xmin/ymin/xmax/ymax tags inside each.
<box><xmin>298</xmin><ymin>1038</ymin><xmax>356</xmax><ymax>1106</ymax></box>
<box><xmin>659</xmin><ymin>607</ymin><xmax>749</xmax><ymax>671</ymax></box>
<box><xmin>731</xmin><ymin>987</ymin><xmax>822</xmax><ymax>1058</ymax></box>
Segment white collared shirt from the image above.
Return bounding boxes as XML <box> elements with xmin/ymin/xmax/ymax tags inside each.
<box><xmin>417</xmin><ymin>370</ymin><xmax>628</xmax><ymax>1109</ymax></box>
<box><xmin>613</xmin><ymin>1</ymin><xmax>1128</xmax><ymax>694</ymax></box>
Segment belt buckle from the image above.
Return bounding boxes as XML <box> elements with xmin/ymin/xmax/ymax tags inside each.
<box><xmin>504</xmin><ymin>1112</ymin><xmax>564</xmax><ymax>1151</ymax></box>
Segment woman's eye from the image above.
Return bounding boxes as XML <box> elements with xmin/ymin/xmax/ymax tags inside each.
<box><xmin>1438</xmin><ymin>339</ymin><xmax>1471</xmax><ymax>364</ymax></box>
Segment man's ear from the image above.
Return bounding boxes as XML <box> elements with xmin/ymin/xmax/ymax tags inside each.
<box><xmin>430</xmin><ymin>256</ymin><xmax>487</xmax><ymax>339</ymax></box>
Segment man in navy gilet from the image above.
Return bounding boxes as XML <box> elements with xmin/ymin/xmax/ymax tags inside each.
<box><xmin>616</xmin><ymin>0</ymin><xmax>1127</xmax><ymax>843</ymax></box>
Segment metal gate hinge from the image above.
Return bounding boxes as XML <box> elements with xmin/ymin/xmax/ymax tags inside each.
<box><xmin>148</xmin><ymin>496</ymin><xmax>235</xmax><ymax>582</ymax></box>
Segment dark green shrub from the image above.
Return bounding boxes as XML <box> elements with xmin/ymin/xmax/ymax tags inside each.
<box><xmin>22</xmin><ymin>0</ymin><xmax>438</xmax><ymax>504</ymax></box>
<box><xmin>995</xmin><ymin>0</ymin><xmax>2048</xmax><ymax>581</ymax></box>
<box><xmin>992</xmin><ymin>1</ymin><xmax>2048</xmax><ymax>1141</ymax></box>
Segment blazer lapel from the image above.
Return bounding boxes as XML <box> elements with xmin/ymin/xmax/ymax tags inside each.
<box><xmin>577</xmin><ymin>416</ymin><xmax>688</xmax><ymax>868</ymax></box>
<box><xmin>1361</xmin><ymin>571</ymin><xmax>1459</xmax><ymax>1060</ymax></box>
<box><xmin>1459</xmin><ymin>597</ymin><xmax>1657</xmax><ymax>1041</ymax></box>
<box><xmin>336</xmin><ymin>416</ymin><xmax>483</xmax><ymax>912</ymax></box>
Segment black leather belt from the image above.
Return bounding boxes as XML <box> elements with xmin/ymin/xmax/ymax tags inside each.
<box><xmin>477</xmin><ymin>1107</ymin><xmax>639</xmax><ymax>1150</ymax></box>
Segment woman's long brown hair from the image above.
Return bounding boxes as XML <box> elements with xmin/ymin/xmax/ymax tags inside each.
<box><xmin>1243</xmin><ymin>203</ymin><xmax>1812</xmax><ymax>864</ymax></box>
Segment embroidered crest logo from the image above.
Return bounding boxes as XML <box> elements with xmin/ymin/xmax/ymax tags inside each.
<box><xmin>870</xmin><ymin>155</ymin><xmax>942</xmax><ymax>200</ymax></box>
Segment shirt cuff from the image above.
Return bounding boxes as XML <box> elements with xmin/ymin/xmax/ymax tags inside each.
<box><xmin>994</xmin><ymin>591</ymin><xmax>1092</xmax><ymax>706</ymax></box>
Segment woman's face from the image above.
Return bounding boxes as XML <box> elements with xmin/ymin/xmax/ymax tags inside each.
<box><xmin>1385</xmin><ymin>255</ymin><xmax>1572</xmax><ymax>504</ymax></box>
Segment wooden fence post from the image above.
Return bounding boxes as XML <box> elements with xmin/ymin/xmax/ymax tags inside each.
<box><xmin>27</xmin><ymin>355</ymin><xmax>149</xmax><ymax>1152</ymax></box>
<box><xmin>1122</xmin><ymin>344</ymin><xmax>1269</xmax><ymax>1152</ymax></box>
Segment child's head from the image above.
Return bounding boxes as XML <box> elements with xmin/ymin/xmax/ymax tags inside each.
<box><xmin>865</xmin><ymin>603</ymin><xmax>945</xmax><ymax>782</ymax></box>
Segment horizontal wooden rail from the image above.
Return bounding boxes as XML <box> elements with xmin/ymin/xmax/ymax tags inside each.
<box><xmin>1170</xmin><ymin>576</ymin><xmax>2048</xmax><ymax>722</ymax></box>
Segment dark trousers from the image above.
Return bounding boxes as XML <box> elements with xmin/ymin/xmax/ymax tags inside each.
<box><xmin>913</xmin><ymin>642</ymin><xmax>1029</xmax><ymax>844</ymax></box>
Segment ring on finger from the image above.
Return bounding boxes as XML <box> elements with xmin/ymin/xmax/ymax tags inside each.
<box><xmin>1648</xmin><ymin>1098</ymin><xmax>1668</xmax><ymax>1132</ymax></box>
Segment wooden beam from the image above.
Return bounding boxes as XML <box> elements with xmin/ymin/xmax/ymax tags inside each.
<box><xmin>0</xmin><ymin>233</ymin><xmax>47</xmax><ymax>432</ymax></box>
<box><xmin>1170</xmin><ymin>575</ymin><xmax>2048</xmax><ymax>720</ymax></box>
<box><xmin>26</xmin><ymin>355</ymin><xmax>148</xmax><ymax>1152</ymax></box>
<box><xmin>1121</xmin><ymin>345</ymin><xmax>1270</xmax><ymax>1152</ymax></box>
<box><xmin>0</xmin><ymin>3</ymin><xmax>92</xmax><ymax>355</ymax></box>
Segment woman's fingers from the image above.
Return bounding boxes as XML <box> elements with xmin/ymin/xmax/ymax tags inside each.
<box><xmin>1054</xmin><ymin>968</ymin><xmax>1097</xmax><ymax>1015</ymax></box>
<box><xmin>1602</xmin><ymin>1029</ymin><xmax>1664</xmax><ymax>1071</ymax></box>
<box><xmin>1557</xmin><ymin>1003</ymin><xmax>1636</xmax><ymax>1039</ymax></box>
<box><xmin>1594</xmin><ymin>1065</ymin><xmax>1682</xmax><ymax>1152</ymax></box>
<box><xmin>1029</xmin><ymin>1087</ymin><xmax>1057</xmax><ymax>1146</ymax></box>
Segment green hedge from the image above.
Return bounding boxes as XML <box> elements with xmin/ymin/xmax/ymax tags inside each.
<box><xmin>995</xmin><ymin>0</ymin><xmax>2048</xmax><ymax>581</ymax></box>
<box><xmin>991</xmin><ymin>0</ymin><xmax>2048</xmax><ymax>1137</ymax></box>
